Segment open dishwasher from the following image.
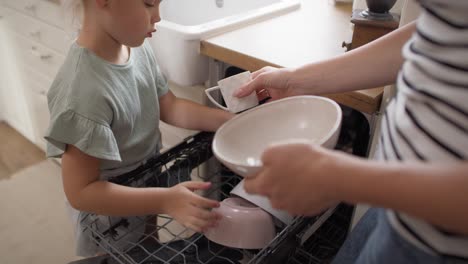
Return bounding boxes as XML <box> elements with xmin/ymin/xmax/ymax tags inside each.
<box><xmin>69</xmin><ymin>106</ymin><xmax>367</xmax><ymax>264</ymax></box>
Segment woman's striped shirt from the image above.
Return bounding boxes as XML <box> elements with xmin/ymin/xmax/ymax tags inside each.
<box><xmin>377</xmin><ymin>0</ymin><xmax>468</xmax><ymax>260</ymax></box>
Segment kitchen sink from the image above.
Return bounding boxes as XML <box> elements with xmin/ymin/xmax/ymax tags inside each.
<box><xmin>149</xmin><ymin>0</ymin><xmax>301</xmax><ymax>86</ymax></box>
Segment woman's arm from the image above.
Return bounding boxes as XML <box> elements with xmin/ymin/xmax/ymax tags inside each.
<box><xmin>244</xmin><ymin>144</ymin><xmax>468</xmax><ymax>235</ymax></box>
<box><xmin>159</xmin><ymin>91</ymin><xmax>234</xmax><ymax>131</ymax></box>
<box><xmin>340</xmin><ymin>158</ymin><xmax>468</xmax><ymax>235</ymax></box>
<box><xmin>292</xmin><ymin>21</ymin><xmax>416</xmax><ymax>95</ymax></box>
<box><xmin>236</xmin><ymin>22</ymin><xmax>417</xmax><ymax>98</ymax></box>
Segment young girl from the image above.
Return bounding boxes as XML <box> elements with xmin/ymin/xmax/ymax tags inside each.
<box><xmin>45</xmin><ymin>0</ymin><xmax>233</xmax><ymax>257</ymax></box>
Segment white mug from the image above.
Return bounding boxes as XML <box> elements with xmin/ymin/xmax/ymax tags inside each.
<box><xmin>205</xmin><ymin>71</ymin><xmax>259</xmax><ymax>113</ymax></box>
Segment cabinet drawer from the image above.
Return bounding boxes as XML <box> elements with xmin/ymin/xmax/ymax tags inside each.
<box><xmin>9</xmin><ymin>31</ymin><xmax>65</xmax><ymax>79</ymax></box>
<box><xmin>6</xmin><ymin>7</ymin><xmax>71</xmax><ymax>55</ymax></box>
<box><xmin>3</xmin><ymin>0</ymin><xmax>64</xmax><ymax>29</ymax></box>
<box><xmin>0</xmin><ymin>24</ymin><xmax>35</xmax><ymax>141</ymax></box>
<box><xmin>22</xmin><ymin>66</ymin><xmax>52</xmax><ymax>151</ymax></box>
<box><xmin>27</xmin><ymin>83</ymin><xmax>50</xmax><ymax>151</ymax></box>
<box><xmin>0</xmin><ymin>4</ymin><xmax>10</xmax><ymax>19</ymax></box>
<box><xmin>20</xmin><ymin>62</ymin><xmax>54</xmax><ymax>94</ymax></box>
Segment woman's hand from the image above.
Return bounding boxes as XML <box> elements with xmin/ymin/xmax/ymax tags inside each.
<box><xmin>243</xmin><ymin>142</ymin><xmax>353</xmax><ymax>216</ymax></box>
<box><xmin>234</xmin><ymin>67</ymin><xmax>300</xmax><ymax>101</ymax></box>
<box><xmin>163</xmin><ymin>181</ymin><xmax>221</xmax><ymax>233</ymax></box>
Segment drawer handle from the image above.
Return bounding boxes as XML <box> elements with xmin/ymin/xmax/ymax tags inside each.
<box><xmin>30</xmin><ymin>47</ymin><xmax>53</xmax><ymax>61</ymax></box>
<box><xmin>29</xmin><ymin>31</ymin><xmax>42</xmax><ymax>39</ymax></box>
<box><xmin>24</xmin><ymin>4</ymin><xmax>37</xmax><ymax>12</ymax></box>
<box><xmin>40</xmin><ymin>54</ymin><xmax>53</xmax><ymax>60</ymax></box>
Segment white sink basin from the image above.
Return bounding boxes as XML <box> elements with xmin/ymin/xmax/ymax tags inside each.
<box><xmin>150</xmin><ymin>0</ymin><xmax>301</xmax><ymax>86</ymax></box>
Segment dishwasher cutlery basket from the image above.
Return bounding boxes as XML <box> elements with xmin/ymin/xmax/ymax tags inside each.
<box><xmin>74</xmin><ymin>132</ymin><xmax>353</xmax><ymax>264</ymax></box>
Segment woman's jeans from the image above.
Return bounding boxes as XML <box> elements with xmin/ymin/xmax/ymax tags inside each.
<box><xmin>332</xmin><ymin>208</ymin><xmax>467</xmax><ymax>264</ymax></box>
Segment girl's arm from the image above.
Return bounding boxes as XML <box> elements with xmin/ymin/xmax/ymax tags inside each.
<box><xmin>62</xmin><ymin>145</ymin><xmax>220</xmax><ymax>232</ymax></box>
<box><xmin>159</xmin><ymin>91</ymin><xmax>234</xmax><ymax>131</ymax></box>
<box><xmin>62</xmin><ymin>145</ymin><xmax>170</xmax><ymax>216</ymax></box>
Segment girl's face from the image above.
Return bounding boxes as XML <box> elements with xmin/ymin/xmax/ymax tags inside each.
<box><xmin>102</xmin><ymin>0</ymin><xmax>161</xmax><ymax>47</ymax></box>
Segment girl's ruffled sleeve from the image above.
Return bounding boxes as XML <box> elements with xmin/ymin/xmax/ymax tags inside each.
<box><xmin>45</xmin><ymin>109</ymin><xmax>121</xmax><ymax>161</ymax></box>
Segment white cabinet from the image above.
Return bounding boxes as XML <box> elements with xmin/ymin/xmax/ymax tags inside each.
<box><xmin>23</xmin><ymin>66</ymin><xmax>51</xmax><ymax>150</ymax></box>
<box><xmin>0</xmin><ymin>5</ymin><xmax>7</xmax><ymax>122</ymax></box>
<box><xmin>9</xmin><ymin>32</ymin><xmax>65</xmax><ymax>79</ymax></box>
<box><xmin>0</xmin><ymin>6</ymin><xmax>35</xmax><ymax>140</ymax></box>
<box><xmin>6</xmin><ymin>7</ymin><xmax>71</xmax><ymax>54</ymax></box>
<box><xmin>3</xmin><ymin>0</ymin><xmax>64</xmax><ymax>29</ymax></box>
<box><xmin>0</xmin><ymin>0</ymin><xmax>66</xmax><ymax>150</ymax></box>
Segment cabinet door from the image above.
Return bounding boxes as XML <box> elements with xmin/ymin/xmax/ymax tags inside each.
<box><xmin>0</xmin><ymin>9</ymin><xmax>35</xmax><ymax>139</ymax></box>
<box><xmin>22</xmin><ymin>66</ymin><xmax>52</xmax><ymax>151</ymax></box>
<box><xmin>6</xmin><ymin>7</ymin><xmax>71</xmax><ymax>55</ymax></box>
<box><xmin>27</xmin><ymin>86</ymin><xmax>49</xmax><ymax>150</ymax></box>
<box><xmin>3</xmin><ymin>0</ymin><xmax>64</xmax><ymax>29</ymax></box>
<box><xmin>0</xmin><ymin>6</ymin><xmax>7</xmax><ymax>122</ymax></box>
<box><xmin>8</xmin><ymin>31</ymin><xmax>65</xmax><ymax>80</ymax></box>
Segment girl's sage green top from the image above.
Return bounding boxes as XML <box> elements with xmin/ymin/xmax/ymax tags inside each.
<box><xmin>45</xmin><ymin>41</ymin><xmax>169</xmax><ymax>170</ymax></box>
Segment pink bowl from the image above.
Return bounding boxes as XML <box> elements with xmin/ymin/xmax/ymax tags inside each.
<box><xmin>204</xmin><ymin>197</ymin><xmax>276</xmax><ymax>249</ymax></box>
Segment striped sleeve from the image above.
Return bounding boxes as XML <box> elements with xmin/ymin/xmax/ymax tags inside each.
<box><xmin>378</xmin><ymin>0</ymin><xmax>468</xmax><ymax>259</ymax></box>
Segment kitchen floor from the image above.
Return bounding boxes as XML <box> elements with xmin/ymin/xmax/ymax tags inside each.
<box><xmin>0</xmin><ymin>122</ymin><xmax>45</xmax><ymax>180</ymax></box>
<box><xmin>0</xmin><ymin>122</ymin><xmax>80</xmax><ymax>264</ymax></box>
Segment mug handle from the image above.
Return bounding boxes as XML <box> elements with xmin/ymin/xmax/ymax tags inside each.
<box><xmin>205</xmin><ymin>86</ymin><xmax>229</xmax><ymax>111</ymax></box>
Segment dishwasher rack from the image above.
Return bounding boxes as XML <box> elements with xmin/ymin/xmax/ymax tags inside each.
<box><xmin>71</xmin><ymin>132</ymin><xmax>353</xmax><ymax>264</ymax></box>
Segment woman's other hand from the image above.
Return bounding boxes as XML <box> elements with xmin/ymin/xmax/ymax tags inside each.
<box><xmin>163</xmin><ymin>181</ymin><xmax>221</xmax><ymax>233</ymax></box>
<box><xmin>243</xmin><ymin>142</ymin><xmax>352</xmax><ymax>216</ymax></box>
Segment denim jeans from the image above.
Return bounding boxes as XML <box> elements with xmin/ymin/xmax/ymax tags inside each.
<box><xmin>332</xmin><ymin>208</ymin><xmax>467</xmax><ymax>264</ymax></box>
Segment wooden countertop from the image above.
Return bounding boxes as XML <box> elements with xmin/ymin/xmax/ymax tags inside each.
<box><xmin>201</xmin><ymin>1</ymin><xmax>383</xmax><ymax>114</ymax></box>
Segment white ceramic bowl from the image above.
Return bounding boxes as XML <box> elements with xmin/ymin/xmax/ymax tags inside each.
<box><xmin>204</xmin><ymin>197</ymin><xmax>276</xmax><ymax>249</ymax></box>
<box><xmin>230</xmin><ymin>179</ymin><xmax>294</xmax><ymax>225</ymax></box>
<box><xmin>213</xmin><ymin>96</ymin><xmax>342</xmax><ymax>177</ymax></box>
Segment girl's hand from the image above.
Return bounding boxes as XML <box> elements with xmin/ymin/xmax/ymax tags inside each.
<box><xmin>163</xmin><ymin>181</ymin><xmax>221</xmax><ymax>233</ymax></box>
<box><xmin>244</xmin><ymin>142</ymin><xmax>352</xmax><ymax>216</ymax></box>
<box><xmin>234</xmin><ymin>66</ymin><xmax>299</xmax><ymax>101</ymax></box>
